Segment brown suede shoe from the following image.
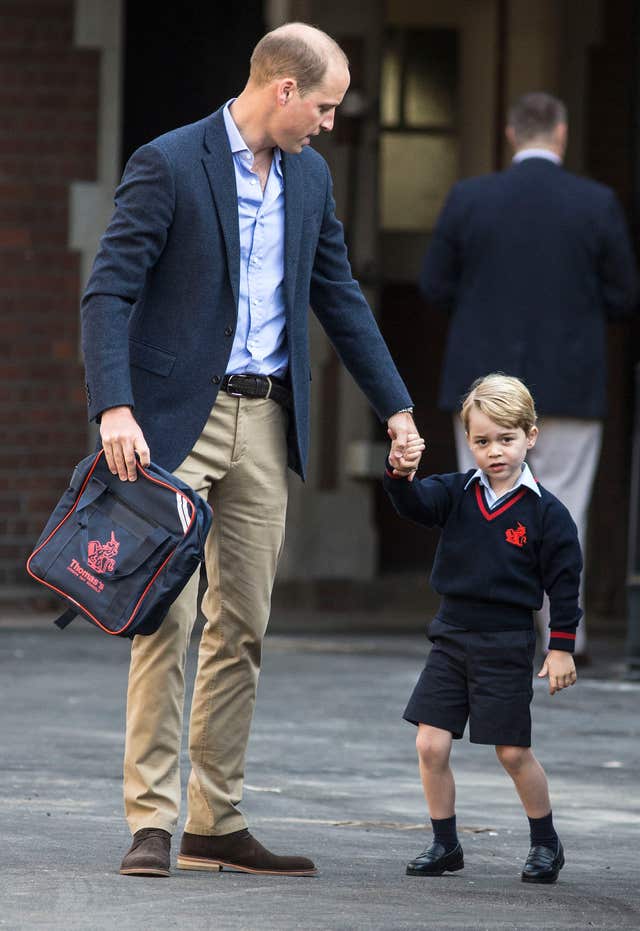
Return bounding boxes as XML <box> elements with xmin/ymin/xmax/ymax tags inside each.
<box><xmin>120</xmin><ymin>828</ymin><xmax>171</xmax><ymax>877</ymax></box>
<box><xmin>177</xmin><ymin>829</ymin><xmax>316</xmax><ymax>876</ymax></box>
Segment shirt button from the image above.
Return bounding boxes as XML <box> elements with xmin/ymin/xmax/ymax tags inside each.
<box><xmin>212</xmin><ymin>375</ymin><xmax>221</xmax><ymax>384</ymax></box>
<box><xmin>224</xmin><ymin>326</ymin><xmax>233</xmax><ymax>337</ymax></box>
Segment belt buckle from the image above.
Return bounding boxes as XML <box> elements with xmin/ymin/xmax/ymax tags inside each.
<box><xmin>226</xmin><ymin>374</ymin><xmax>245</xmax><ymax>397</ymax></box>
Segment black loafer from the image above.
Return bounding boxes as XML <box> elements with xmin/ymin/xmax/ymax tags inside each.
<box><xmin>406</xmin><ymin>841</ymin><xmax>464</xmax><ymax>876</ymax></box>
<box><xmin>521</xmin><ymin>840</ymin><xmax>564</xmax><ymax>884</ymax></box>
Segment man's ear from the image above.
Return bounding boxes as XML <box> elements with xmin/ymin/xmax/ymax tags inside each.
<box><xmin>276</xmin><ymin>78</ymin><xmax>296</xmax><ymax>107</ymax></box>
<box><xmin>505</xmin><ymin>125</ymin><xmax>517</xmax><ymax>151</ymax></box>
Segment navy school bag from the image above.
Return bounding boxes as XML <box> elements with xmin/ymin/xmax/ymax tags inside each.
<box><xmin>26</xmin><ymin>450</ymin><xmax>213</xmax><ymax>638</ymax></box>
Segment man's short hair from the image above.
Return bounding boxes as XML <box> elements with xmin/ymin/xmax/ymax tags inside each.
<box><xmin>460</xmin><ymin>373</ymin><xmax>537</xmax><ymax>435</ymax></box>
<box><xmin>250</xmin><ymin>22</ymin><xmax>348</xmax><ymax>95</ymax></box>
<box><xmin>507</xmin><ymin>92</ymin><xmax>567</xmax><ymax>145</ymax></box>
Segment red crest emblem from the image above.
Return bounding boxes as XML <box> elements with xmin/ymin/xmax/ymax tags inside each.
<box><xmin>87</xmin><ymin>530</ymin><xmax>120</xmax><ymax>574</ymax></box>
<box><xmin>505</xmin><ymin>522</ymin><xmax>527</xmax><ymax>548</ymax></box>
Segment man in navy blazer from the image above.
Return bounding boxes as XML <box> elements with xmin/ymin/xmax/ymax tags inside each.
<box><xmin>82</xmin><ymin>23</ymin><xmax>417</xmax><ymax>878</ymax></box>
<box><xmin>420</xmin><ymin>92</ymin><xmax>637</xmax><ymax>661</ymax></box>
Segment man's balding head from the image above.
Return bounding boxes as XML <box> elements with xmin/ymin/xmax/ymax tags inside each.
<box><xmin>250</xmin><ymin>22</ymin><xmax>349</xmax><ymax>96</ymax></box>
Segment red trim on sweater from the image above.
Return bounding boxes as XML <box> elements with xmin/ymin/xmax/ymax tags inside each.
<box><xmin>474</xmin><ymin>482</ymin><xmax>527</xmax><ymax>521</ymax></box>
<box><xmin>549</xmin><ymin>631</ymin><xmax>576</xmax><ymax>640</ymax></box>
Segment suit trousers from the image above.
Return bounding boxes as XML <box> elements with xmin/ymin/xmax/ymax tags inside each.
<box><xmin>123</xmin><ymin>392</ymin><xmax>289</xmax><ymax>836</ymax></box>
<box><xmin>453</xmin><ymin>416</ymin><xmax>602</xmax><ymax>654</ymax></box>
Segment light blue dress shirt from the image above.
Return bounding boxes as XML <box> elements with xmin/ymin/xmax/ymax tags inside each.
<box><xmin>464</xmin><ymin>461</ymin><xmax>541</xmax><ymax>509</ymax></box>
<box><xmin>223</xmin><ymin>101</ymin><xmax>288</xmax><ymax>376</ymax></box>
<box><xmin>512</xmin><ymin>147</ymin><xmax>562</xmax><ymax>165</ymax></box>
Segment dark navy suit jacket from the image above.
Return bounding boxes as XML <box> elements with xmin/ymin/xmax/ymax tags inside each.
<box><xmin>420</xmin><ymin>158</ymin><xmax>637</xmax><ymax>418</ymax></box>
<box><xmin>82</xmin><ymin>108</ymin><xmax>412</xmax><ymax>478</ymax></box>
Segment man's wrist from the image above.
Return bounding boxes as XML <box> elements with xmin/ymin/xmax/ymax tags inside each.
<box><xmin>388</xmin><ymin>406</ymin><xmax>414</xmax><ymax>420</ymax></box>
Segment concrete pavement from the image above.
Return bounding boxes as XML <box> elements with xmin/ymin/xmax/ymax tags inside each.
<box><xmin>1</xmin><ymin>614</ymin><xmax>639</xmax><ymax>930</ymax></box>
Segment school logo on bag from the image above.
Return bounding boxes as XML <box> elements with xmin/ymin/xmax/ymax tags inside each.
<box><xmin>505</xmin><ymin>522</ymin><xmax>527</xmax><ymax>548</ymax></box>
<box><xmin>87</xmin><ymin>530</ymin><xmax>120</xmax><ymax>574</ymax></box>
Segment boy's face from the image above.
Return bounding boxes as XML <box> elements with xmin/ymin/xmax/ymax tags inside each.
<box><xmin>466</xmin><ymin>408</ymin><xmax>538</xmax><ymax>490</ymax></box>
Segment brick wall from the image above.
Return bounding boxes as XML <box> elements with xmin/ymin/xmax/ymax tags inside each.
<box><xmin>0</xmin><ymin>1</ymin><xmax>99</xmax><ymax>596</ymax></box>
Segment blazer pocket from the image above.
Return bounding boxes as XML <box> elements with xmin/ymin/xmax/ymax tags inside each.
<box><xmin>129</xmin><ymin>338</ymin><xmax>176</xmax><ymax>377</ymax></box>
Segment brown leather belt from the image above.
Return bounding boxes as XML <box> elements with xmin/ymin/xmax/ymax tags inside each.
<box><xmin>220</xmin><ymin>373</ymin><xmax>292</xmax><ymax>410</ymax></box>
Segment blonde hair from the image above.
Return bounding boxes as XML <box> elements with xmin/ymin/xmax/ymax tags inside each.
<box><xmin>250</xmin><ymin>22</ymin><xmax>348</xmax><ymax>95</ymax></box>
<box><xmin>460</xmin><ymin>373</ymin><xmax>537</xmax><ymax>434</ymax></box>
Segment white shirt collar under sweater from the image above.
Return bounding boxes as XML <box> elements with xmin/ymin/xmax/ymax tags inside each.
<box><xmin>464</xmin><ymin>461</ymin><xmax>541</xmax><ymax>509</ymax></box>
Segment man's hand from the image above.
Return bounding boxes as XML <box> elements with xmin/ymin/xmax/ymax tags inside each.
<box><xmin>387</xmin><ymin>411</ymin><xmax>422</xmax><ymax>481</ymax></box>
<box><xmin>387</xmin><ymin>430</ymin><xmax>425</xmax><ymax>480</ymax></box>
<box><xmin>537</xmin><ymin>650</ymin><xmax>577</xmax><ymax>695</ymax></box>
<box><xmin>100</xmin><ymin>406</ymin><xmax>151</xmax><ymax>481</ymax></box>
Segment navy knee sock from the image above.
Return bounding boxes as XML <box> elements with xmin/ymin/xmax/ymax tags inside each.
<box><xmin>528</xmin><ymin>811</ymin><xmax>558</xmax><ymax>850</ymax></box>
<box><xmin>431</xmin><ymin>815</ymin><xmax>458</xmax><ymax>852</ymax></box>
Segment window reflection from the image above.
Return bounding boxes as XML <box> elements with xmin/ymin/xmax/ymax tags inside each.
<box><xmin>380</xmin><ymin>26</ymin><xmax>459</xmax><ymax>231</ymax></box>
<box><xmin>380</xmin><ymin>134</ymin><xmax>459</xmax><ymax>230</ymax></box>
<box><xmin>405</xmin><ymin>30</ymin><xmax>458</xmax><ymax>128</ymax></box>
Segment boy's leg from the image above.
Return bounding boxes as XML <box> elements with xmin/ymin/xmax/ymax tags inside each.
<box><xmin>495</xmin><ymin>745</ymin><xmax>551</xmax><ymax>817</ymax></box>
<box><xmin>407</xmin><ymin>725</ymin><xmax>464</xmax><ymax>876</ymax></box>
<box><xmin>416</xmin><ymin>724</ymin><xmax>455</xmax><ymax>818</ymax></box>
<box><xmin>495</xmin><ymin>745</ymin><xmax>564</xmax><ymax>883</ymax></box>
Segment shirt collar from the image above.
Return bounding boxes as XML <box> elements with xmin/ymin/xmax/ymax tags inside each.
<box><xmin>223</xmin><ymin>99</ymin><xmax>283</xmax><ymax>178</ymax></box>
<box><xmin>512</xmin><ymin>148</ymin><xmax>562</xmax><ymax>166</ymax></box>
<box><xmin>464</xmin><ymin>461</ymin><xmax>541</xmax><ymax>498</ymax></box>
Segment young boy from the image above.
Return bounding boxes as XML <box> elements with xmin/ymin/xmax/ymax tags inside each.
<box><xmin>385</xmin><ymin>374</ymin><xmax>580</xmax><ymax>884</ymax></box>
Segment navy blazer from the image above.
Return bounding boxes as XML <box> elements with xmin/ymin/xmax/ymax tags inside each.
<box><xmin>420</xmin><ymin>158</ymin><xmax>638</xmax><ymax>418</ymax></box>
<box><xmin>82</xmin><ymin>108</ymin><xmax>412</xmax><ymax>478</ymax></box>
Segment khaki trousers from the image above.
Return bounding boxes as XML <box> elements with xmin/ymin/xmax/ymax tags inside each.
<box><xmin>123</xmin><ymin>392</ymin><xmax>289</xmax><ymax>836</ymax></box>
<box><xmin>453</xmin><ymin>416</ymin><xmax>602</xmax><ymax>654</ymax></box>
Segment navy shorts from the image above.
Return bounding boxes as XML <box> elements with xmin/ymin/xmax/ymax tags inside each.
<box><xmin>403</xmin><ymin>617</ymin><xmax>536</xmax><ymax>747</ymax></box>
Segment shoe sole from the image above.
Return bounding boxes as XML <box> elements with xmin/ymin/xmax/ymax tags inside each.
<box><xmin>176</xmin><ymin>855</ymin><xmax>317</xmax><ymax>876</ymax></box>
<box><xmin>406</xmin><ymin>860</ymin><xmax>464</xmax><ymax>877</ymax></box>
<box><xmin>521</xmin><ymin>853</ymin><xmax>565</xmax><ymax>884</ymax></box>
<box><xmin>120</xmin><ymin>867</ymin><xmax>170</xmax><ymax>877</ymax></box>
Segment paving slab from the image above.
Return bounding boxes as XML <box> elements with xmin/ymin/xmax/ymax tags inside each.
<box><xmin>0</xmin><ymin>619</ymin><xmax>638</xmax><ymax>930</ymax></box>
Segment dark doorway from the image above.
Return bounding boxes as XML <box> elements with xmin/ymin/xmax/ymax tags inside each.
<box><xmin>122</xmin><ymin>2</ymin><xmax>265</xmax><ymax>165</ymax></box>
<box><xmin>375</xmin><ymin>284</ymin><xmax>456</xmax><ymax>573</ymax></box>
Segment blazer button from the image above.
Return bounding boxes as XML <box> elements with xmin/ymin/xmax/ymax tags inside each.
<box><xmin>212</xmin><ymin>375</ymin><xmax>221</xmax><ymax>384</ymax></box>
<box><xmin>224</xmin><ymin>325</ymin><xmax>233</xmax><ymax>337</ymax></box>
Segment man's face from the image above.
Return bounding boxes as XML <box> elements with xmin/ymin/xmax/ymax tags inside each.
<box><xmin>273</xmin><ymin>62</ymin><xmax>350</xmax><ymax>154</ymax></box>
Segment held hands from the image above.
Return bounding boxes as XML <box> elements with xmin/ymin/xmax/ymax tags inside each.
<box><xmin>537</xmin><ymin>650</ymin><xmax>577</xmax><ymax>695</ymax></box>
<box><xmin>387</xmin><ymin>418</ymin><xmax>425</xmax><ymax>482</ymax></box>
<box><xmin>100</xmin><ymin>406</ymin><xmax>151</xmax><ymax>481</ymax></box>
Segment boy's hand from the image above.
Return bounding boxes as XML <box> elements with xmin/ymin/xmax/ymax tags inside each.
<box><xmin>537</xmin><ymin>650</ymin><xmax>577</xmax><ymax>695</ymax></box>
<box><xmin>388</xmin><ymin>431</ymin><xmax>425</xmax><ymax>481</ymax></box>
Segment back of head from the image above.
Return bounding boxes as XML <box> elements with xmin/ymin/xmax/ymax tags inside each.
<box><xmin>250</xmin><ymin>22</ymin><xmax>348</xmax><ymax>95</ymax></box>
<box><xmin>507</xmin><ymin>92</ymin><xmax>567</xmax><ymax>148</ymax></box>
<box><xmin>460</xmin><ymin>373</ymin><xmax>537</xmax><ymax>434</ymax></box>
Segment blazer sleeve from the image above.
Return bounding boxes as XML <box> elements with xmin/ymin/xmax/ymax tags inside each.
<box><xmin>539</xmin><ymin>498</ymin><xmax>583</xmax><ymax>652</ymax></box>
<box><xmin>598</xmin><ymin>190</ymin><xmax>638</xmax><ymax>320</ymax></box>
<box><xmin>309</xmin><ymin>162</ymin><xmax>413</xmax><ymax>422</ymax></box>
<box><xmin>81</xmin><ymin>143</ymin><xmax>176</xmax><ymax>421</ymax></box>
<box><xmin>383</xmin><ymin>465</ymin><xmax>453</xmax><ymax>528</ymax></box>
<box><xmin>419</xmin><ymin>184</ymin><xmax>462</xmax><ymax>311</ymax></box>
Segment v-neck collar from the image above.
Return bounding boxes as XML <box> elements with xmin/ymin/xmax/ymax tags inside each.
<box><xmin>474</xmin><ymin>482</ymin><xmax>528</xmax><ymax>521</ymax></box>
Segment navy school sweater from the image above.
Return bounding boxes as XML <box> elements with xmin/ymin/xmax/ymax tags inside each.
<box><xmin>383</xmin><ymin>466</ymin><xmax>582</xmax><ymax>652</ymax></box>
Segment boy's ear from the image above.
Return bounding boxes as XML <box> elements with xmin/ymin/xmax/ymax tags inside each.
<box><xmin>527</xmin><ymin>425</ymin><xmax>539</xmax><ymax>448</ymax></box>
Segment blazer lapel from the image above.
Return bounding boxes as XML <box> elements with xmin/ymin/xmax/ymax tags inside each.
<box><xmin>282</xmin><ymin>152</ymin><xmax>304</xmax><ymax>316</ymax></box>
<box><xmin>202</xmin><ymin>110</ymin><xmax>240</xmax><ymax>310</ymax></box>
